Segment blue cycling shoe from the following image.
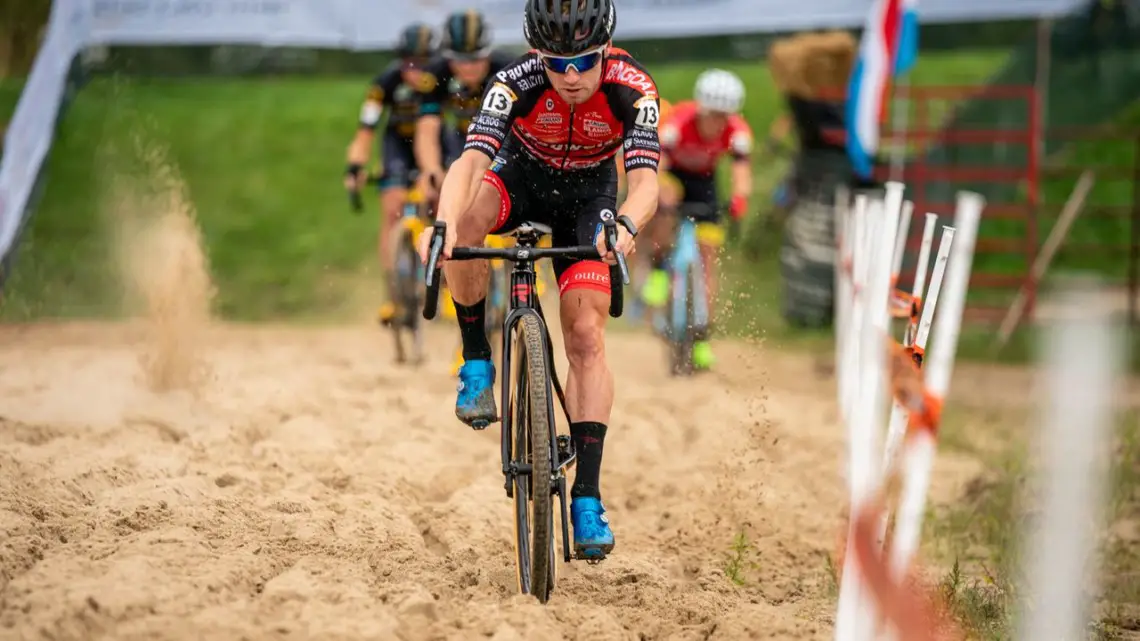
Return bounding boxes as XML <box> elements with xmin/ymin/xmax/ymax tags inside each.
<box><xmin>456</xmin><ymin>359</ymin><xmax>498</xmax><ymax>429</ymax></box>
<box><xmin>571</xmin><ymin>496</ymin><xmax>615</xmax><ymax>561</ymax></box>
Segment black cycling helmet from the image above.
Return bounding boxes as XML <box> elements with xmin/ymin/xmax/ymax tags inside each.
<box><xmin>441</xmin><ymin>10</ymin><xmax>492</xmax><ymax>59</ymax></box>
<box><xmin>524</xmin><ymin>0</ymin><xmax>616</xmax><ymax>56</ymax></box>
<box><xmin>396</xmin><ymin>22</ymin><xmax>438</xmax><ymax>59</ymax></box>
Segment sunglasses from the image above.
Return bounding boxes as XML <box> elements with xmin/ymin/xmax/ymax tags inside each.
<box><xmin>539</xmin><ymin>46</ymin><xmax>606</xmax><ymax>74</ymax></box>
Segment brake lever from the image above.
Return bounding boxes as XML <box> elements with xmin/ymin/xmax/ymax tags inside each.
<box><xmin>603</xmin><ymin>220</ymin><xmax>630</xmax><ymax>285</ymax></box>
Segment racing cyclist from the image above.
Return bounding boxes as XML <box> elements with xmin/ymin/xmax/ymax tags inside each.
<box><xmin>413</xmin><ymin>10</ymin><xmax>514</xmax><ymax>201</ymax></box>
<box><xmin>640</xmin><ymin>69</ymin><xmax>753</xmax><ymax>370</ymax></box>
<box><xmin>416</xmin><ymin>0</ymin><xmax>660</xmax><ymax>561</ymax></box>
<box><xmin>345</xmin><ymin>23</ymin><xmax>438</xmax><ymax>325</ymax></box>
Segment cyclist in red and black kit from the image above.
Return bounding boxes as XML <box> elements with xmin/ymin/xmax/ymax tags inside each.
<box><xmin>412</xmin><ymin>10</ymin><xmax>514</xmax><ymax>200</ymax></box>
<box><xmin>416</xmin><ymin>0</ymin><xmax>660</xmax><ymax>561</ymax></box>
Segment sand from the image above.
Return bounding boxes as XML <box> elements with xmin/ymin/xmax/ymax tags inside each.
<box><xmin>0</xmin><ymin>162</ymin><xmax>999</xmax><ymax>639</ymax></box>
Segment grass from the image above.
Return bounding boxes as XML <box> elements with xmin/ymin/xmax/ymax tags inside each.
<box><xmin>922</xmin><ymin>412</ymin><xmax>1140</xmax><ymax>639</ymax></box>
<box><xmin>972</xmin><ymin>101</ymin><xmax>1140</xmax><ymax>283</ymax></box>
<box><xmin>722</xmin><ymin>527</ymin><xmax>761</xmax><ymax>587</ymax></box>
<box><xmin>0</xmin><ymin>50</ymin><xmax>1009</xmax><ymax>324</ymax></box>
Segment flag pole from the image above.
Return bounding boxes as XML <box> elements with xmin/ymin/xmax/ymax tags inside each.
<box><xmin>888</xmin><ymin>78</ymin><xmax>910</xmax><ymax>183</ymax></box>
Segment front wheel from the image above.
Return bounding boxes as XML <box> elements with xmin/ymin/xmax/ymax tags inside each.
<box><xmin>666</xmin><ymin>261</ymin><xmax>696</xmax><ymax>376</ymax></box>
<box><xmin>509</xmin><ymin>313</ymin><xmax>555</xmax><ymax>603</ymax></box>
<box><xmin>390</xmin><ymin>225</ymin><xmax>424</xmax><ymax>364</ymax></box>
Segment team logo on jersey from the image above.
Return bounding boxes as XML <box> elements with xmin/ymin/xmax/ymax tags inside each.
<box><xmin>546</xmin><ymin>98</ymin><xmax>555</xmax><ymax>111</ymax></box>
<box><xmin>448</xmin><ymin>77</ymin><xmax>463</xmax><ymax>94</ymax></box>
<box><xmin>394</xmin><ymin>84</ymin><xmax>414</xmax><ymax>101</ymax></box>
<box><xmin>605</xmin><ymin>61</ymin><xmax>656</xmax><ymax>95</ymax></box>
<box><xmin>536</xmin><ymin>112</ymin><xmax>563</xmax><ymax>127</ymax></box>
<box><xmin>583</xmin><ymin>118</ymin><xmax>610</xmax><ymax>136</ymax></box>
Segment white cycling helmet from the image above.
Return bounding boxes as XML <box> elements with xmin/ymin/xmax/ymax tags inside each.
<box><xmin>694</xmin><ymin>68</ymin><xmax>745</xmax><ymax>114</ymax></box>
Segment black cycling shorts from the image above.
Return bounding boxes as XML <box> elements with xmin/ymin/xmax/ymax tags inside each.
<box><xmin>378</xmin><ymin>126</ymin><xmax>464</xmax><ymax>190</ymax></box>
<box><xmin>482</xmin><ymin>134</ymin><xmax>617</xmax><ymax>297</ymax></box>
<box><xmin>667</xmin><ymin>168</ymin><xmax>720</xmax><ymax>224</ymax></box>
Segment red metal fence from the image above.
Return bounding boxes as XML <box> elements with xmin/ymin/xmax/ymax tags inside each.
<box><xmin>829</xmin><ymin>84</ymin><xmax>1140</xmax><ymax>327</ymax></box>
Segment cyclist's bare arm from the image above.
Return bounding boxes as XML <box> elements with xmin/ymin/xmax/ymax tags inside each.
<box><xmin>436</xmin><ymin>149</ymin><xmax>492</xmax><ymax>226</ymax></box>
<box><xmin>346</xmin><ymin>82</ymin><xmax>388</xmax><ymax>187</ymax></box>
<box><xmin>731</xmin><ymin>158</ymin><xmax>752</xmax><ymax>201</ymax></box>
<box><xmin>728</xmin><ymin>119</ymin><xmax>755</xmax><ymax>207</ymax></box>
<box><xmin>346</xmin><ymin>129</ymin><xmax>374</xmax><ymax>167</ymax></box>
<box><xmin>621</xmin><ymin>167</ymin><xmax>660</xmax><ymax>230</ymax></box>
<box><xmin>414</xmin><ymin>115</ymin><xmax>445</xmax><ymax>179</ymax></box>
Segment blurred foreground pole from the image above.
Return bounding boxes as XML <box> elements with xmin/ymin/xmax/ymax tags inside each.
<box><xmin>1015</xmin><ymin>277</ymin><xmax>1122</xmax><ymax>641</ymax></box>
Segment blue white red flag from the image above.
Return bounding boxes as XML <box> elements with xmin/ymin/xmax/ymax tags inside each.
<box><xmin>845</xmin><ymin>0</ymin><xmax>919</xmax><ymax>179</ymax></box>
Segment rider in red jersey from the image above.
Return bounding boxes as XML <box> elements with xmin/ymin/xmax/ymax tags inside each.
<box><xmin>640</xmin><ymin>69</ymin><xmax>753</xmax><ymax>370</ymax></box>
<box><xmin>417</xmin><ymin>0</ymin><xmax>660</xmax><ymax>562</ymax></box>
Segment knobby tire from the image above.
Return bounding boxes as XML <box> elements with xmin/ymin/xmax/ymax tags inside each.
<box><xmin>392</xmin><ymin>228</ymin><xmax>423</xmax><ymax>363</ymax></box>
<box><xmin>668</xmin><ymin>261</ymin><xmax>697</xmax><ymax>376</ymax></box>
<box><xmin>510</xmin><ymin>313</ymin><xmax>555</xmax><ymax>602</ymax></box>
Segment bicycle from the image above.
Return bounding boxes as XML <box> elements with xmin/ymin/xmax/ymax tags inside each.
<box><xmin>422</xmin><ymin>218</ymin><xmax>629</xmax><ymax>603</ymax></box>
<box><xmin>659</xmin><ymin>202</ymin><xmax>723</xmax><ymax>376</ymax></box>
<box><xmin>349</xmin><ymin>169</ymin><xmax>434</xmax><ymax>365</ymax></box>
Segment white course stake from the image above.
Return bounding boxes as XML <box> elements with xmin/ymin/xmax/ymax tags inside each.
<box><xmin>890</xmin><ymin>200</ymin><xmax>914</xmax><ymax>281</ymax></box>
<box><xmin>887</xmin><ymin>192</ymin><xmax>984</xmax><ymax>585</ymax></box>
<box><xmin>877</xmin><ymin>217</ymin><xmax>949</xmax><ymax>548</ymax></box>
<box><xmin>1015</xmin><ymin>279</ymin><xmax>1120</xmax><ymax>641</ymax></box>
<box><xmin>836</xmin><ymin>185</ymin><xmax>904</xmax><ymax>641</ymax></box>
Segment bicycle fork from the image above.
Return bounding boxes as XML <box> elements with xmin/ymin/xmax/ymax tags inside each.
<box><xmin>497</xmin><ymin>268</ymin><xmax>577</xmax><ymax>564</ymax></box>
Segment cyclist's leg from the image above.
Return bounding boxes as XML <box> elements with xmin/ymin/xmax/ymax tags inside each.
<box><xmin>377</xmin><ymin>130</ymin><xmax>413</xmax><ymax>322</ymax></box>
<box><xmin>640</xmin><ymin>170</ymin><xmax>683</xmax><ymax>308</ymax></box>
<box><xmin>687</xmin><ymin>175</ymin><xmax>724</xmax><ymax>369</ymax></box>
<box><xmin>438</xmin><ymin>125</ymin><xmax>466</xmax><ymax>369</ymax></box>
<box><xmin>555</xmin><ymin>169</ymin><xmax>621</xmax><ymax>559</ymax></box>
<box><xmin>448</xmin><ymin>146</ymin><xmax>529</xmax><ymax>428</ymax></box>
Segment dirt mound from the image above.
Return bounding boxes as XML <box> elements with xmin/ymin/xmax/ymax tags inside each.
<box><xmin>0</xmin><ymin>317</ymin><xmax>984</xmax><ymax>639</ymax></box>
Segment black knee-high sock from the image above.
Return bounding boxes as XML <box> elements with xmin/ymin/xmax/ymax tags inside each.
<box><xmin>570</xmin><ymin>421</ymin><xmax>607</xmax><ymax>499</ymax></box>
<box><xmin>454</xmin><ymin>298</ymin><xmax>492</xmax><ymax>361</ymax></box>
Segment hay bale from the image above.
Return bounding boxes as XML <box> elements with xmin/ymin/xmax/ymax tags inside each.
<box><xmin>767</xmin><ymin>36</ymin><xmax>814</xmax><ymax>99</ymax></box>
<box><xmin>768</xmin><ymin>30</ymin><xmax>857</xmax><ymax>101</ymax></box>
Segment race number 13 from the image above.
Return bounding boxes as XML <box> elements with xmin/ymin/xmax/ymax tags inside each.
<box><xmin>635</xmin><ymin>101</ymin><xmax>659</xmax><ymax>128</ymax></box>
<box><xmin>483</xmin><ymin>85</ymin><xmax>514</xmax><ymax>115</ymax></box>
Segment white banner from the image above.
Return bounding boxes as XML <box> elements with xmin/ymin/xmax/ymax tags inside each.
<box><xmin>84</xmin><ymin>0</ymin><xmax>1089</xmax><ymax>50</ymax></box>
<box><xmin>0</xmin><ymin>0</ymin><xmax>1090</xmax><ymax>265</ymax></box>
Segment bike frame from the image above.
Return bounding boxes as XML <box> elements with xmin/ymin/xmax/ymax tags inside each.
<box><xmin>422</xmin><ymin>219</ymin><xmax>629</xmax><ymax>565</ymax></box>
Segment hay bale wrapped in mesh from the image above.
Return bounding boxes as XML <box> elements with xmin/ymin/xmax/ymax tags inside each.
<box><xmin>769</xmin><ymin>30</ymin><xmax>857</xmax><ymax>328</ymax></box>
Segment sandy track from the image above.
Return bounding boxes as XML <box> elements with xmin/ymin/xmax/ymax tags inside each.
<box><xmin>0</xmin><ymin>316</ymin><xmax>985</xmax><ymax>641</ymax></box>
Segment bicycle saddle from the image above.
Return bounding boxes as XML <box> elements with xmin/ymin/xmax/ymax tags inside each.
<box><xmin>508</xmin><ymin>222</ymin><xmax>553</xmax><ymax>237</ymax></box>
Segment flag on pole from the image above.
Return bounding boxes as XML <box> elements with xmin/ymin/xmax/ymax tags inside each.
<box><xmin>845</xmin><ymin>0</ymin><xmax>919</xmax><ymax>179</ymax></box>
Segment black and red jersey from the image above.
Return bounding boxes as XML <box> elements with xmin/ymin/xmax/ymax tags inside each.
<box><xmin>358</xmin><ymin>61</ymin><xmax>423</xmax><ymax>139</ymax></box>
<box><xmin>463</xmin><ymin>48</ymin><xmax>662</xmax><ymax>173</ymax></box>
<box><xmin>660</xmin><ymin>99</ymin><xmax>753</xmax><ymax>176</ymax></box>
